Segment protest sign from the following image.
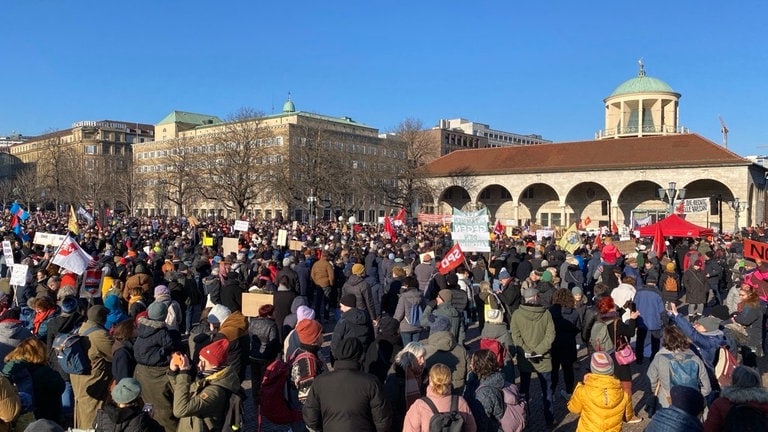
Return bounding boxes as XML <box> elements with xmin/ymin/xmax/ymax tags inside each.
<box><xmin>2</xmin><ymin>241</ymin><xmax>13</xmax><ymax>267</ymax></box>
<box><xmin>451</xmin><ymin>208</ymin><xmax>490</xmax><ymax>252</ymax></box>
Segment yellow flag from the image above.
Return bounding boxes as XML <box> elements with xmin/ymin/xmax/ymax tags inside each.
<box><xmin>68</xmin><ymin>205</ymin><xmax>79</xmax><ymax>235</ymax></box>
<box><xmin>558</xmin><ymin>223</ymin><xmax>580</xmax><ymax>253</ymax></box>
<box><xmin>202</xmin><ymin>231</ymin><xmax>213</xmax><ymax>247</ymax></box>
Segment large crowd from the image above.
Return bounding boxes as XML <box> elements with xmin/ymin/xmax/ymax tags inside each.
<box><xmin>0</xmin><ymin>209</ymin><xmax>767</xmax><ymax>431</ymax></box>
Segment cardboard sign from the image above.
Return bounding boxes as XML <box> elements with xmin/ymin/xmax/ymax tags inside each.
<box><xmin>222</xmin><ymin>237</ymin><xmax>239</xmax><ymax>256</ymax></box>
<box><xmin>289</xmin><ymin>240</ymin><xmax>304</xmax><ymax>251</ymax></box>
<box><xmin>2</xmin><ymin>241</ymin><xmax>13</xmax><ymax>267</ymax></box>
<box><xmin>242</xmin><ymin>292</ymin><xmax>274</xmax><ymax>317</ymax></box>
<box><xmin>744</xmin><ymin>238</ymin><xmax>768</xmax><ymax>262</ymax></box>
<box><xmin>9</xmin><ymin>264</ymin><xmax>27</xmax><ymax>286</ymax></box>
<box><xmin>614</xmin><ymin>240</ymin><xmax>637</xmax><ymax>255</ymax></box>
<box><xmin>33</xmin><ymin>232</ymin><xmax>66</xmax><ymax>247</ymax></box>
<box><xmin>277</xmin><ymin>229</ymin><xmax>288</xmax><ymax>247</ymax></box>
<box><xmin>234</xmin><ymin>220</ymin><xmax>249</xmax><ymax>232</ymax></box>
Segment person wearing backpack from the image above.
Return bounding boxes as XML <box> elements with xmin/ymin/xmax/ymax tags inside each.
<box><xmin>70</xmin><ymin>305</ymin><xmax>114</xmax><ymax>430</ymax></box>
<box><xmin>479</xmin><ymin>288</ymin><xmax>515</xmax><ymax>384</ymax></box>
<box><xmin>465</xmin><ymin>349</ymin><xmax>525</xmax><ymax>432</ymax></box>
<box><xmin>303</xmin><ymin>337</ymin><xmax>392</xmax><ymax>432</ymax></box>
<box><xmin>403</xmin><ymin>362</ymin><xmax>476</xmax><ymax>432</ymax></box>
<box><xmin>704</xmin><ymin>365</ymin><xmax>768</xmax><ymax>432</ymax></box>
<box><xmin>567</xmin><ymin>352</ymin><xmax>634</xmax><ymax>432</ymax></box>
<box><xmin>394</xmin><ymin>276</ymin><xmax>424</xmax><ymax>345</ymax></box>
<box><xmin>92</xmin><ymin>377</ymin><xmax>164</xmax><ymax>432</ymax></box>
<box><xmin>44</xmin><ymin>295</ymin><xmax>82</xmax><ymax>427</ymax></box>
<box><xmin>659</xmin><ymin>262</ymin><xmax>680</xmax><ymax>305</ymax></box>
<box><xmin>647</xmin><ymin>325</ymin><xmax>711</xmax><ymax>410</ymax></box>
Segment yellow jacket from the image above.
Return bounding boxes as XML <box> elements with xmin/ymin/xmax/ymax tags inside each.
<box><xmin>567</xmin><ymin>373</ymin><xmax>633</xmax><ymax>432</ymax></box>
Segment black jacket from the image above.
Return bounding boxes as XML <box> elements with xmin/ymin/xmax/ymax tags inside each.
<box><xmin>220</xmin><ymin>275</ymin><xmax>243</xmax><ymax>313</ymax></box>
<box><xmin>94</xmin><ymin>402</ymin><xmax>164</xmax><ymax>432</ymax></box>
<box><xmin>112</xmin><ymin>338</ymin><xmax>136</xmax><ymax>383</ymax></box>
<box><xmin>248</xmin><ymin>317</ymin><xmax>280</xmax><ymax>363</ymax></box>
<box><xmin>303</xmin><ymin>359</ymin><xmax>392</xmax><ymax>432</ymax></box>
<box><xmin>331</xmin><ymin>308</ymin><xmax>374</xmax><ymax>356</ymax></box>
<box><xmin>134</xmin><ymin>318</ymin><xmax>176</xmax><ymax>366</ymax></box>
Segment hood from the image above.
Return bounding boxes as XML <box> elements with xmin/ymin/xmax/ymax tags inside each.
<box><xmin>0</xmin><ymin>320</ymin><xmax>32</xmax><ymax>341</ymax></box>
<box><xmin>428</xmin><ymin>330</ymin><xmax>456</xmax><ymax>351</ymax></box>
<box><xmin>480</xmin><ymin>371</ymin><xmax>505</xmax><ymax>389</ymax></box>
<box><xmin>137</xmin><ymin>317</ymin><xmax>167</xmax><ymax>336</ymax></box>
<box><xmin>290</xmin><ymin>296</ymin><xmax>308</xmax><ymax>314</ymax></box>
<box><xmin>721</xmin><ymin>386</ymin><xmax>768</xmax><ymax>404</ymax></box>
<box><xmin>583</xmin><ymin>373</ymin><xmax>626</xmax><ymax>408</ymax></box>
<box><xmin>537</xmin><ymin>281</ymin><xmax>554</xmax><ymax>293</ymax></box>
<box><xmin>347</xmin><ymin>274</ymin><xmax>365</xmax><ymax>285</ymax></box>
<box><xmin>342</xmin><ymin>308</ymin><xmax>369</xmax><ymax>326</ymax></box>
<box><xmin>104</xmin><ymin>294</ymin><xmax>121</xmax><ymax>312</ymax></box>
<box><xmin>205</xmin><ymin>365</ymin><xmax>241</xmax><ymax>393</ymax></box>
<box><xmin>219</xmin><ymin>311</ymin><xmax>248</xmax><ymax>341</ymax></box>
<box><xmin>516</xmin><ymin>304</ymin><xmax>548</xmax><ymax>322</ymax></box>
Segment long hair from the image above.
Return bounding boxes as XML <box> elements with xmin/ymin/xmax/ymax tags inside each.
<box><xmin>662</xmin><ymin>325</ymin><xmax>690</xmax><ymax>352</ymax></box>
<box><xmin>552</xmin><ymin>288</ymin><xmax>575</xmax><ymax>309</ymax></box>
<box><xmin>5</xmin><ymin>337</ymin><xmax>46</xmax><ymax>365</ymax></box>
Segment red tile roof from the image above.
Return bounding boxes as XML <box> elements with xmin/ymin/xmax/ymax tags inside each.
<box><xmin>419</xmin><ymin>134</ymin><xmax>750</xmax><ymax>176</ymax></box>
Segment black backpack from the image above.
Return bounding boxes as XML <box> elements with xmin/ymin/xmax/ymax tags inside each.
<box><xmin>420</xmin><ymin>395</ymin><xmax>465</xmax><ymax>432</ymax></box>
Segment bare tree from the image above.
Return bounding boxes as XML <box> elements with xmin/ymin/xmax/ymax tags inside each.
<box><xmin>109</xmin><ymin>153</ymin><xmax>141</xmax><ymax>215</ymax></box>
<box><xmin>12</xmin><ymin>167</ymin><xmax>42</xmax><ymax>210</ymax></box>
<box><xmin>36</xmin><ymin>132</ymin><xmax>79</xmax><ymax>210</ymax></box>
<box><xmin>144</xmin><ymin>137</ymin><xmax>203</xmax><ymax>216</ymax></box>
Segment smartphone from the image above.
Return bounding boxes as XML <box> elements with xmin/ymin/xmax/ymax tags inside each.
<box><xmin>143</xmin><ymin>403</ymin><xmax>153</xmax><ymax>417</ymax></box>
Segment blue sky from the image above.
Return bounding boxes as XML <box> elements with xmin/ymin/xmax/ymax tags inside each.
<box><xmin>2</xmin><ymin>1</ymin><xmax>767</xmax><ymax>156</ymax></box>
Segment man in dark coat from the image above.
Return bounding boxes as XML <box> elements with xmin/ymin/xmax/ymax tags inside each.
<box><xmin>683</xmin><ymin>259</ymin><xmax>708</xmax><ymax>318</ymax></box>
<box><xmin>331</xmin><ymin>295</ymin><xmax>374</xmax><ymax>362</ymax></box>
<box><xmin>303</xmin><ymin>337</ymin><xmax>392</xmax><ymax>432</ymax></box>
<box><xmin>219</xmin><ymin>271</ymin><xmax>243</xmax><ymax>313</ymax></box>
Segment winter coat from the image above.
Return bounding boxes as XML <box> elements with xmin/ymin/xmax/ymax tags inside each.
<box><xmin>125</xmin><ymin>273</ymin><xmax>152</xmax><ymax>298</ymax></box>
<box><xmin>0</xmin><ymin>319</ymin><xmax>32</xmax><ymax>369</ymax></box>
<box><xmin>536</xmin><ymin>281</ymin><xmax>555</xmax><ymax>308</ymax></box>
<box><xmin>567</xmin><ymin>373</ymin><xmax>633</xmax><ymax>432</ymax></box>
<box><xmin>134</xmin><ymin>317</ymin><xmax>175</xmax><ymax>366</ymax></box>
<box><xmin>303</xmin><ymin>359</ymin><xmax>392</xmax><ymax>432</ymax></box>
<box><xmin>104</xmin><ymin>294</ymin><xmax>129</xmax><ymax>331</ymax></box>
<box><xmin>215</xmin><ymin>311</ymin><xmax>250</xmax><ymax>381</ymax></box>
<box><xmin>659</xmin><ymin>271</ymin><xmax>681</xmax><ymax>303</ymax></box>
<box><xmin>704</xmin><ymin>386</ymin><xmax>768</xmax><ymax>432</ymax></box>
<box><xmin>310</xmin><ymin>257</ymin><xmax>334</xmax><ymax>288</ymax></box>
<box><xmin>383</xmin><ymin>352</ymin><xmax>426</xmax><ymax>432</ymax></box>
<box><xmin>413</xmin><ymin>262</ymin><xmax>436</xmax><ymax>293</ymax></box>
<box><xmin>93</xmin><ymin>403</ymin><xmax>164</xmax><ymax>432</ymax></box>
<box><xmin>277</xmin><ymin>266</ymin><xmax>299</xmax><ymax>293</ymax></box>
<box><xmin>393</xmin><ymin>288</ymin><xmax>423</xmax><ymax>334</ymax></box>
<box><xmin>364</xmin><ymin>324</ymin><xmax>403</xmax><ymax>383</ymax></box>
<box><xmin>402</xmin><ymin>386</ymin><xmax>476</xmax><ymax>432</ymax></box>
<box><xmin>732</xmin><ymin>301</ymin><xmax>766</xmax><ymax>353</ymax></box>
<box><xmin>248</xmin><ymin>316</ymin><xmax>279</xmax><ymax>363</ymax></box>
<box><xmin>294</xmin><ymin>260</ymin><xmax>312</xmax><ymax>297</ymax></box>
<box><xmin>725</xmin><ymin>285</ymin><xmax>740</xmax><ymax>314</ymax></box>
<box><xmin>111</xmin><ymin>338</ymin><xmax>136</xmax><ymax>383</ymax></box>
<box><xmin>480</xmin><ymin>322</ymin><xmax>514</xmax><ymax>362</ymax></box>
<box><xmin>331</xmin><ymin>308</ymin><xmax>374</xmax><ymax>355</ymax></box>
<box><xmin>152</xmin><ymin>294</ymin><xmax>182</xmax><ymax>332</ymax></box>
<box><xmin>170</xmin><ymin>366</ymin><xmax>241</xmax><ymax>432</ymax></box>
<box><xmin>219</xmin><ymin>275</ymin><xmax>243</xmax><ymax>313</ymax></box>
<box><xmin>45</xmin><ymin>312</ymin><xmax>84</xmax><ymax>380</ymax></box>
<box><xmin>282</xmin><ymin>296</ymin><xmax>308</xmax><ymax>332</ymax></box>
<box><xmin>645</xmin><ymin>406</ymin><xmax>703</xmax><ymax>432</ymax></box>
<box><xmin>610</xmin><ymin>283</ymin><xmax>635</xmax><ymax>322</ymax></box>
<box><xmin>71</xmin><ymin>320</ymin><xmax>113</xmax><ymax>429</ymax></box>
<box><xmin>342</xmin><ymin>274</ymin><xmax>377</xmax><ymax>321</ymax></box>
<box><xmin>683</xmin><ymin>268</ymin><xmax>708</xmax><ymax>304</ymax></box>
<box><xmin>201</xmin><ymin>275</ymin><xmax>221</xmax><ymax>307</ymax></box>
<box><xmin>671</xmin><ymin>313</ymin><xmax>725</xmax><ymax>369</ymax></box>
<box><xmin>549</xmin><ymin>304</ymin><xmax>580</xmax><ymax>364</ymax></box>
<box><xmin>28</xmin><ymin>362</ymin><xmax>65</xmax><ymax>423</ymax></box>
<box><xmin>273</xmin><ymin>287</ymin><xmax>297</xmax><ymax>339</ymax></box>
<box><xmin>646</xmin><ymin>347</ymin><xmax>711</xmax><ymax>408</ymax></box>
<box><xmin>466</xmin><ymin>371</ymin><xmax>505</xmax><ymax>432</ymax></box>
<box><xmin>423</xmin><ymin>330</ymin><xmax>468</xmax><ymax>392</ymax></box>
<box><xmin>0</xmin><ymin>376</ymin><xmax>19</xmax><ymax>432</ymax></box>
<box><xmin>421</xmin><ymin>303</ymin><xmax>464</xmax><ymax>345</ymax></box>
<box><xmin>633</xmin><ymin>286</ymin><xmax>665</xmax><ymax>331</ymax></box>
<box><xmin>510</xmin><ymin>304</ymin><xmax>555</xmax><ymax>373</ymax></box>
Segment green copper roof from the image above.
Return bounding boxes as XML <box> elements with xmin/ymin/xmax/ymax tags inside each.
<box><xmin>157</xmin><ymin>110</ymin><xmax>222</xmax><ymax>126</ymax></box>
<box><xmin>283</xmin><ymin>98</ymin><xmax>296</xmax><ymax>113</ymax></box>
<box><xmin>609</xmin><ymin>63</ymin><xmax>677</xmax><ymax>97</ymax></box>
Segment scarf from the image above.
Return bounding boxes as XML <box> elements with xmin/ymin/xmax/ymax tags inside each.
<box><xmin>33</xmin><ymin>308</ymin><xmax>56</xmax><ymax>335</ymax></box>
<box><xmin>404</xmin><ymin>365</ymin><xmax>423</xmax><ymax>408</ymax></box>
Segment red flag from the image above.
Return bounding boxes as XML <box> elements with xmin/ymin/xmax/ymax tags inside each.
<box><xmin>584</xmin><ymin>216</ymin><xmax>592</xmax><ymax>227</ymax></box>
<box><xmin>594</xmin><ymin>233</ymin><xmax>602</xmax><ymax>250</ymax></box>
<box><xmin>383</xmin><ymin>216</ymin><xmax>396</xmax><ymax>239</ymax></box>
<box><xmin>436</xmin><ymin>243</ymin><xmax>464</xmax><ymax>275</ymax></box>
<box><xmin>611</xmin><ymin>220</ymin><xmax>618</xmax><ymax>235</ymax></box>
<box><xmin>652</xmin><ymin>222</ymin><xmax>666</xmax><ymax>258</ymax></box>
<box><xmin>393</xmin><ymin>208</ymin><xmax>406</xmax><ymax>226</ymax></box>
<box><xmin>493</xmin><ymin>220</ymin><xmax>504</xmax><ymax>236</ymax></box>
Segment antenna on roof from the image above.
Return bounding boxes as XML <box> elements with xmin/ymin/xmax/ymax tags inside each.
<box><xmin>637</xmin><ymin>58</ymin><xmax>645</xmax><ymax>77</ymax></box>
<box><xmin>719</xmin><ymin>115</ymin><xmax>729</xmax><ymax>149</ymax></box>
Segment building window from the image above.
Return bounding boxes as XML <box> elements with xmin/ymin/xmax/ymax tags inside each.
<box><xmin>85</xmin><ymin>145</ymin><xmax>96</xmax><ymax>154</ymax></box>
<box><xmin>522</xmin><ymin>187</ymin><xmax>534</xmax><ymax>199</ymax></box>
<box><xmin>540</xmin><ymin>213</ymin><xmax>549</xmax><ymax>226</ymax></box>
<box><xmin>551</xmin><ymin>213</ymin><xmax>562</xmax><ymax>227</ymax></box>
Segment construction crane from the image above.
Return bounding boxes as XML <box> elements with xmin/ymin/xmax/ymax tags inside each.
<box><xmin>719</xmin><ymin>115</ymin><xmax>729</xmax><ymax>149</ymax></box>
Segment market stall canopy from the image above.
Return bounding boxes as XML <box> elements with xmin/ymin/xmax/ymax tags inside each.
<box><xmin>638</xmin><ymin>214</ymin><xmax>713</xmax><ymax>238</ymax></box>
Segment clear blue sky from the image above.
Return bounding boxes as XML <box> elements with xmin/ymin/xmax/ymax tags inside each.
<box><xmin>2</xmin><ymin>1</ymin><xmax>767</xmax><ymax>156</ymax></box>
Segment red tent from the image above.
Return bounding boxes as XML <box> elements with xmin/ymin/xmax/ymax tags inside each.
<box><xmin>638</xmin><ymin>214</ymin><xmax>713</xmax><ymax>238</ymax></box>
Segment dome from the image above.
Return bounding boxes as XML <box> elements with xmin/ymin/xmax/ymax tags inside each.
<box><xmin>609</xmin><ymin>65</ymin><xmax>677</xmax><ymax>97</ymax></box>
<box><xmin>282</xmin><ymin>96</ymin><xmax>296</xmax><ymax>113</ymax></box>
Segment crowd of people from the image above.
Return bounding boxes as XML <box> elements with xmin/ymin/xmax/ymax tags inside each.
<box><xmin>0</xmin><ymin>209</ymin><xmax>766</xmax><ymax>431</ymax></box>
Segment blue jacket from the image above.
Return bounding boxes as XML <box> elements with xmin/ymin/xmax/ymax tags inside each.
<box><xmin>645</xmin><ymin>406</ymin><xmax>703</xmax><ymax>432</ymax></box>
<box><xmin>671</xmin><ymin>313</ymin><xmax>725</xmax><ymax>369</ymax></box>
<box><xmin>634</xmin><ymin>287</ymin><xmax>665</xmax><ymax>330</ymax></box>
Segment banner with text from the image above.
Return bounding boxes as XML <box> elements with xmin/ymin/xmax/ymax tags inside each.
<box><xmin>451</xmin><ymin>208</ymin><xmax>490</xmax><ymax>252</ymax></box>
<box><xmin>417</xmin><ymin>213</ymin><xmax>453</xmax><ymax>225</ymax></box>
<box><xmin>676</xmin><ymin>198</ymin><xmax>710</xmax><ymax>214</ymax></box>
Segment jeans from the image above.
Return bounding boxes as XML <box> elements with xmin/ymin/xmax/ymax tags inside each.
<box><xmin>401</xmin><ymin>331</ymin><xmax>421</xmax><ymax>345</ymax></box>
<box><xmin>635</xmin><ymin>327</ymin><xmax>661</xmax><ymax>362</ymax></box>
<box><xmin>61</xmin><ymin>380</ymin><xmax>74</xmax><ymax>416</ymax></box>
<box><xmin>313</xmin><ymin>286</ymin><xmax>329</xmax><ymax>321</ymax></box>
<box><xmin>185</xmin><ymin>304</ymin><xmax>202</xmax><ymax>335</ymax></box>
<box><xmin>519</xmin><ymin>371</ymin><xmax>553</xmax><ymax>424</ymax></box>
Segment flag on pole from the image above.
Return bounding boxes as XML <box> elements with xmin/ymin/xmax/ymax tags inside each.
<box><xmin>68</xmin><ymin>206</ymin><xmax>80</xmax><ymax>235</ymax></box>
<box><xmin>558</xmin><ymin>223</ymin><xmax>581</xmax><ymax>254</ymax></box>
<box><xmin>51</xmin><ymin>236</ymin><xmax>93</xmax><ymax>275</ymax></box>
<box><xmin>584</xmin><ymin>216</ymin><xmax>592</xmax><ymax>227</ymax></box>
<box><xmin>652</xmin><ymin>222</ymin><xmax>666</xmax><ymax>258</ymax></box>
<box><xmin>9</xmin><ymin>203</ymin><xmax>29</xmax><ymax>222</ymax></box>
<box><xmin>493</xmin><ymin>220</ymin><xmax>505</xmax><ymax>236</ymax></box>
<box><xmin>383</xmin><ymin>216</ymin><xmax>396</xmax><ymax>239</ymax></box>
<box><xmin>611</xmin><ymin>220</ymin><xmax>618</xmax><ymax>235</ymax></box>
<box><xmin>392</xmin><ymin>208</ymin><xmax>406</xmax><ymax>226</ymax></box>
<box><xmin>76</xmin><ymin>206</ymin><xmax>94</xmax><ymax>223</ymax></box>
<box><xmin>594</xmin><ymin>232</ymin><xmax>603</xmax><ymax>251</ymax></box>
<box><xmin>436</xmin><ymin>242</ymin><xmax>464</xmax><ymax>275</ymax></box>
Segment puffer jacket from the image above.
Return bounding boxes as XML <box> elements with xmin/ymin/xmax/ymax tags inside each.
<box><xmin>248</xmin><ymin>316</ymin><xmax>279</xmax><ymax>363</ymax></box>
<box><xmin>0</xmin><ymin>319</ymin><xmax>32</xmax><ymax>369</ymax></box>
<box><xmin>683</xmin><ymin>267</ymin><xmax>708</xmax><ymax>304</ymax></box>
<box><xmin>134</xmin><ymin>317</ymin><xmax>174</xmax><ymax>366</ymax></box>
<box><xmin>423</xmin><ymin>330</ymin><xmax>467</xmax><ymax>392</ymax></box>
<box><xmin>393</xmin><ymin>288</ymin><xmax>423</xmax><ymax>333</ymax></box>
<box><xmin>510</xmin><ymin>304</ymin><xmax>555</xmax><ymax>373</ymax></box>
<box><xmin>170</xmin><ymin>366</ymin><xmax>241</xmax><ymax>432</ymax></box>
<box><xmin>704</xmin><ymin>386</ymin><xmax>768</xmax><ymax>432</ymax></box>
<box><xmin>93</xmin><ymin>403</ymin><xmax>164</xmax><ymax>432</ymax></box>
<box><xmin>646</xmin><ymin>406</ymin><xmax>703</xmax><ymax>432</ymax></box>
<box><xmin>402</xmin><ymin>386</ymin><xmax>477</xmax><ymax>432</ymax></box>
<box><xmin>467</xmin><ymin>371</ymin><xmax>505</xmax><ymax>432</ymax></box>
<box><xmin>331</xmin><ymin>308</ymin><xmax>374</xmax><ymax>354</ymax></box>
<box><xmin>342</xmin><ymin>274</ymin><xmax>377</xmax><ymax>320</ymax></box>
<box><xmin>646</xmin><ymin>347</ymin><xmax>711</xmax><ymax>408</ymax></box>
<box><xmin>567</xmin><ymin>373</ymin><xmax>633</xmax><ymax>432</ymax></box>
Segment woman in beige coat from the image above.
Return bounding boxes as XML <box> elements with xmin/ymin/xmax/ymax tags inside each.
<box><xmin>71</xmin><ymin>305</ymin><xmax>114</xmax><ymax>429</ymax></box>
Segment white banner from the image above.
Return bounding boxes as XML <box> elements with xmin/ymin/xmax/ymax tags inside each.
<box><xmin>676</xmin><ymin>198</ymin><xmax>710</xmax><ymax>214</ymax></box>
<box><xmin>9</xmin><ymin>264</ymin><xmax>27</xmax><ymax>286</ymax></box>
<box><xmin>33</xmin><ymin>232</ymin><xmax>67</xmax><ymax>247</ymax></box>
<box><xmin>2</xmin><ymin>241</ymin><xmax>13</xmax><ymax>267</ymax></box>
<box><xmin>233</xmin><ymin>220</ymin><xmax>249</xmax><ymax>232</ymax></box>
<box><xmin>277</xmin><ymin>229</ymin><xmax>288</xmax><ymax>247</ymax></box>
<box><xmin>452</xmin><ymin>208</ymin><xmax>490</xmax><ymax>252</ymax></box>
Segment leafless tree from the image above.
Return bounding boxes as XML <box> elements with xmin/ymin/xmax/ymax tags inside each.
<box><xmin>36</xmin><ymin>132</ymin><xmax>79</xmax><ymax>210</ymax></box>
<box><xmin>12</xmin><ymin>167</ymin><xmax>42</xmax><ymax>210</ymax></box>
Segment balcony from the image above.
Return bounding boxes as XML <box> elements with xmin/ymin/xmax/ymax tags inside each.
<box><xmin>595</xmin><ymin>125</ymin><xmax>689</xmax><ymax>139</ymax></box>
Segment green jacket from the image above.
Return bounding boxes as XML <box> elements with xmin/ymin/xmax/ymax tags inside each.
<box><xmin>510</xmin><ymin>304</ymin><xmax>555</xmax><ymax>373</ymax></box>
<box><xmin>421</xmin><ymin>303</ymin><xmax>465</xmax><ymax>345</ymax></box>
<box><xmin>170</xmin><ymin>366</ymin><xmax>241</xmax><ymax>432</ymax></box>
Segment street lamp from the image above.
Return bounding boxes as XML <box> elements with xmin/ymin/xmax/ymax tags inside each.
<box><xmin>727</xmin><ymin>197</ymin><xmax>748</xmax><ymax>233</ymax></box>
<box><xmin>657</xmin><ymin>182</ymin><xmax>686</xmax><ymax>215</ymax></box>
<box><xmin>307</xmin><ymin>195</ymin><xmax>318</xmax><ymax>226</ymax></box>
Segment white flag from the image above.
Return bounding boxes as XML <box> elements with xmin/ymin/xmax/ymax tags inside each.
<box><xmin>77</xmin><ymin>206</ymin><xmax>94</xmax><ymax>223</ymax></box>
<box><xmin>51</xmin><ymin>236</ymin><xmax>93</xmax><ymax>275</ymax></box>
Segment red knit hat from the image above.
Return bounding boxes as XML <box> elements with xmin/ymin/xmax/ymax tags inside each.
<box><xmin>200</xmin><ymin>339</ymin><xmax>229</xmax><ymax>367</ymax></box>
<box><xmin>296</xmin><ymin>319</ymin><xmax>323</xmax><ymax>345</ymax></box>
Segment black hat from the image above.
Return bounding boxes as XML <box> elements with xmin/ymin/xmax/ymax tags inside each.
<box><xmin>340</xmin><ymin>294</ymin><xmax>357</xmax><ymax>308</ymax></box>
<box><xmin>332</xmin><ymin>337</ymin><xmax>363</xmax><ymax>361</ymax></box>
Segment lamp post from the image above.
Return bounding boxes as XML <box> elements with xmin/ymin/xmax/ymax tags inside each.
<box><xmin>657</xmin><ymin>182</ymin><xmax>686</xmax><ymax>215</ymax></box>
<box><xmin>307</xmin><ymin>195</ymin><xmax>318</xmax><ymax>226</ymax></box>
<box><xmin>727</xmin><ymin>197</ymin><xmax>748</xmax><ymax>234</ymax></box>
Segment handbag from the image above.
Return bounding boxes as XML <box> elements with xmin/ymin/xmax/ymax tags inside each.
<box><xmin>613</xmin><ymin>320</ymin><xmax>636</xmax><ymax>365</ymax></box>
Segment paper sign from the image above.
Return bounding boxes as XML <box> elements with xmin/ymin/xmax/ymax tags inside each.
<box><xmin>420</xmin><ymin>251</ymin><xmax>436</xmax><ymax>263</ymax></box>
<box><xmin>33</xmin><ymin>232</ymin><xmax>66</xmax><ymax>247</ymax></box>
<box><xmin>80</xmin><ymin>269</ymin><xmax>102</xmax><ymax>298</ymax></box>
<box><xmin>9</xmin><ymin>264</ymin><xmax>28</xmax><ymax>286</ymax></box>
<box><xmin>289</xmin><ymin>240</ymin><xmax>304</xmax><ymax>251</ymax></box>
<box><xmin>614</xmin><ymin>240</ymin><xmax>637</xmax><ymax>255</ymax></box>
<box><xmin>222</xmin><ymin>237</ymin><xmax>239</xmax><ymax>256</ymax></box>
<box><xmin>292</xmin><ymin>221</ymin><xmax>298</xmax><ymax>230</ymax></box>
<box><xmin>234</xmin><ymin>220</ymin><xmax>249</xmax><ymax>232</ymax></box>
<box><xmin>277</xmin><ymin>229</ymin><xmax>288</xmax><ymax>247</ymax></box>
<box><xmin>242</xmin><ymin>292</ymin><xmax>274</xmax><ymax>317</ymax></box>
<box><xmin>744</xmin><ymin>238</ymin><xmax>768</xmax><ymax>262</ymax></box>
<box><xmin>2</xmin><ymin>241</ymin><xmax>13</xmax><ymax>266</ymax></box>
<box><xmin>202</xmin><ymin>234</ymin><xmax>213</xmax><ymax>247</ymax></box>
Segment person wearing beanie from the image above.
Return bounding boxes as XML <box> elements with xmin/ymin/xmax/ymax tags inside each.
<box><xmin>277</xmin><ymin>255</ymin><xmax>299</xmax><ymax>293</ymax></box>
<box><xmin>103</xmin><ymin>294</ymin><xmax>129</xmax><ymax>332</ymax></box>
<box><xmin>341</xmin><ymin>263</ymin><xmax>377</xmax><ymax>326</ymax></box>
<box><xmin>70</xmin><ymin>305</ymin><xmax>114</xmax><ymax>429</ymax></box>
<box><xmin>568</xmin><ymin>351</ymin><xmax>634</xmax><ymax>431</ymax></box>
<box><xmin>92</xmin><ymin>377</ymin><xmax>163</xmax><ymax>432</ymax></box>
<box><xmin>331</xmin><ymin>293</ymin><xmax>374</xmax><ymax>364</ymax></box>
<box><xmin>134</xmin><ymin>289</ymin><xmax>181</xmax><ymax>432</ymax></box>
<box><xmin>248</xmin><ymin>303</ymin><xmax>280</xmax><ymax>406</ymax></box>
<box><xmin>659</xmin><ymin>260</ymin><xmax>680</xmax><ymax>304</ymax></box>
<box><xmin>43</xmin><ymin>294</ymin><xmax>84</xmax><ymax>425</ymax></box>
<box><xmin>646</xmin><ymin>385</ymin><xmax>705</xmax><ymax>432</ymax></box>
<box><xmin>510</xmin><ymin>279</ymin><xmax>556</xmax><ymax>427</ymax></box>
<box><xmin>124</xmin><ymin>264</ymin><xmax>152</xmax><ymax>301</ymax></box>
<box><xmin>282</xmin><ymin>303</ymin><xmax>316</xmax><ymax>359</ymax></box>
<box><xmin>169</xmin><ymin>338</ymin><xmax>240</xmax><ymax>432</ymax></box>
<box><xmin>201</xmin><ymin>266</ymin><xmax>222</xmax><ymax>308</ymax></box>
<box><xmin>422</xmin><ymin>314</ymin><xmax>468</xmax><ymax>394</ymax></box>
<box><xmin>363</xmin><ymin>314</ymin><xmax>403</xmax><ymax>383</ymax></box>
<box><xmin>303</xmin><ymin>337</ymin><xmax>391</xmax><ymax>432</ymax></box>
<box><xmin>535</xmin><ymin>269</ymin><xmax>556</xmax><ymax>308</ymax></box>
<box><xmin>150</xmin><ymin>285</ymin><xmax>182</xmax><ymax>334</ymax></box>
<box><xmin>420</xmin><ymin>282</ymin><xmax>465</xmax><ymax>346</ymax></box>
<box><xmin>310</xmin><ymin>250</ymin><xmax>335</xmax><ymax>324</ymax></box>
<box><xmin>205</xmin><ymin>305</ymin><xmax>250</xmax><ymax>383</ymax></box>
<box><xmin>704</xmin><ymin>365</ymin><xmax>768</xmax><ymax>432</ymax></box>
